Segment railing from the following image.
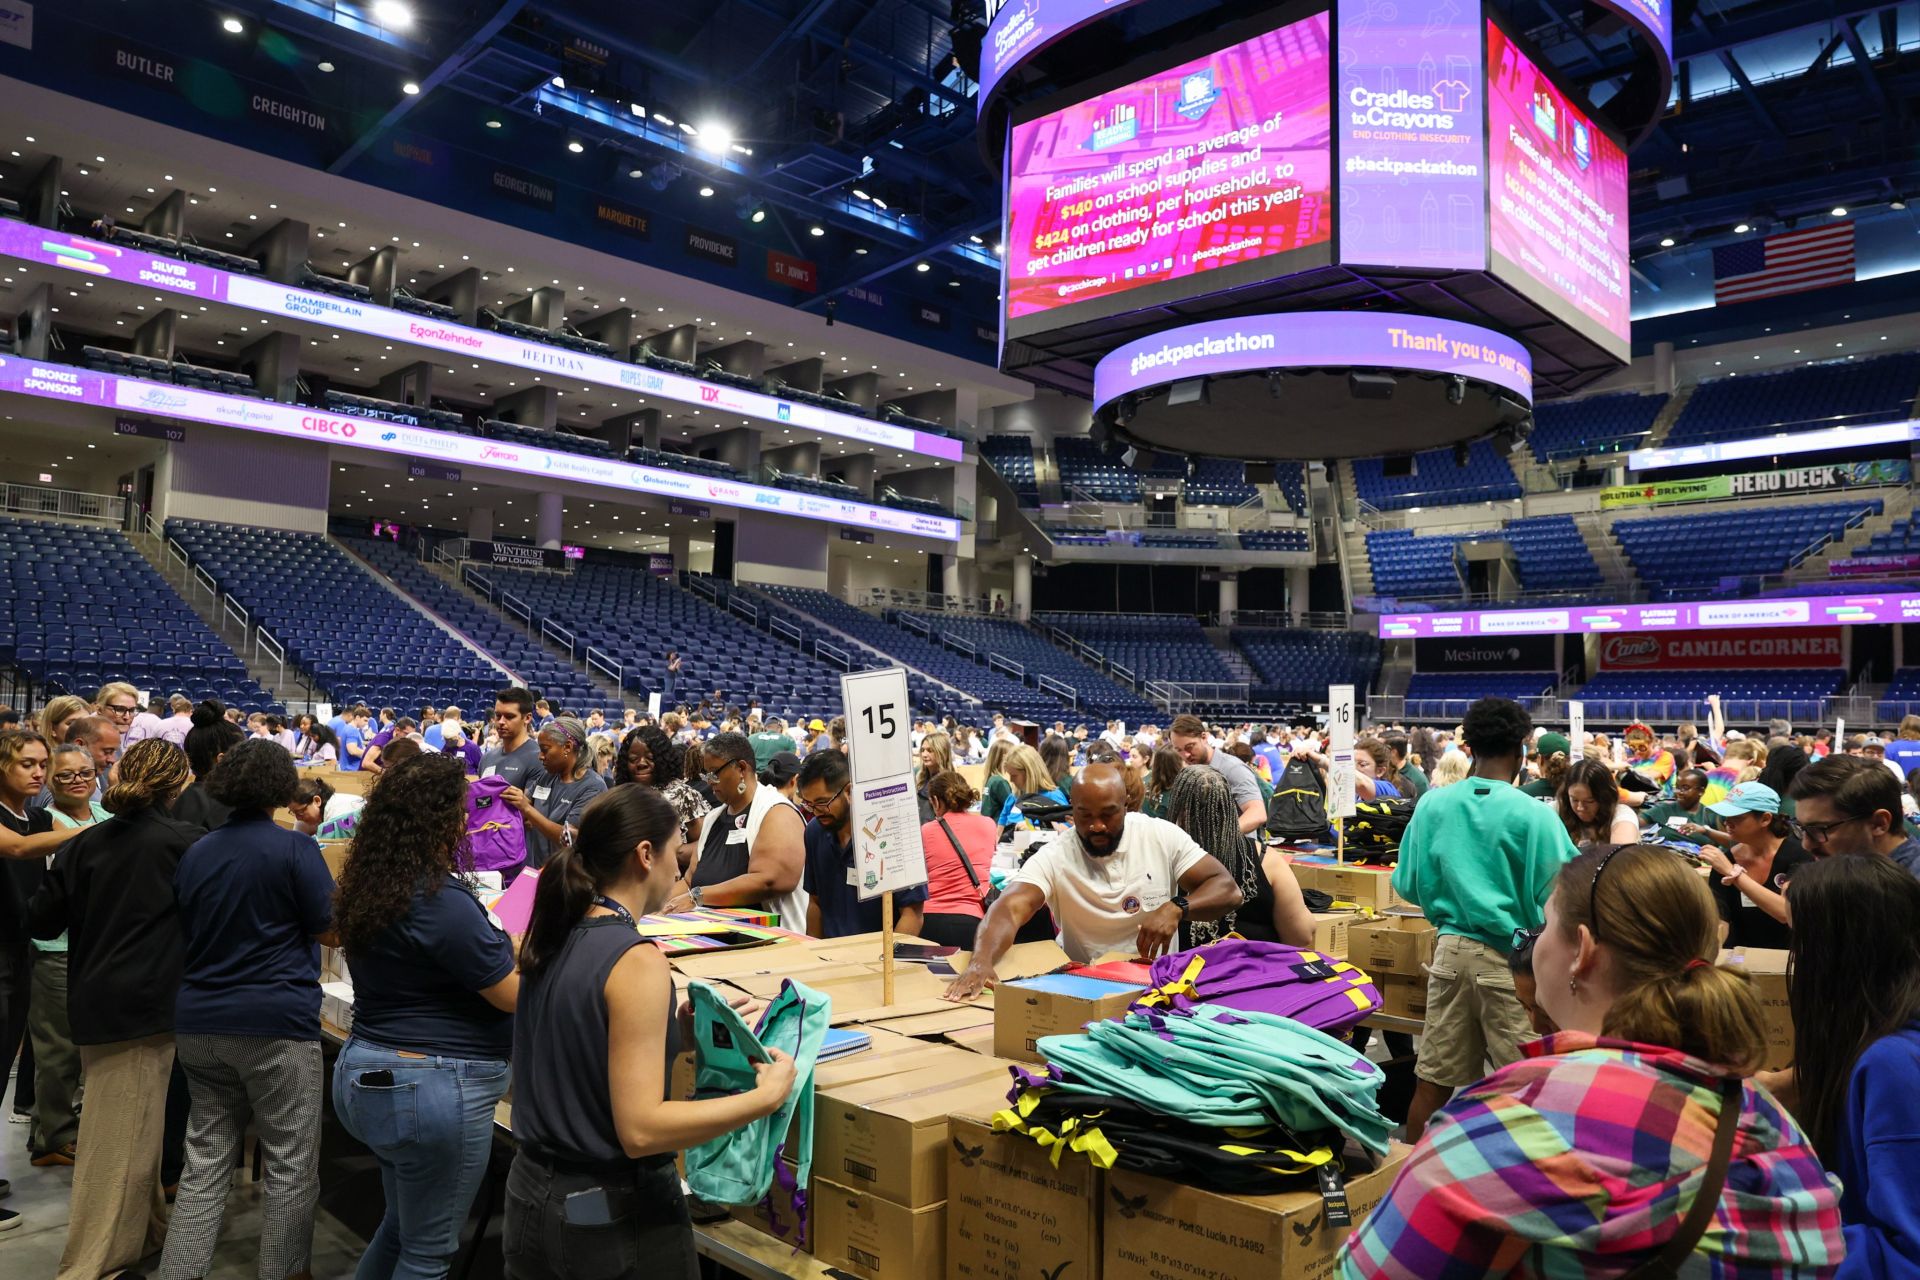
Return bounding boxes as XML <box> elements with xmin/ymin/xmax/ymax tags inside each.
<box><xmin>1150</xmin><ymin>680</ymin><xmax>1253</xmax><ymax>711</ymax></box>
<box><xmin>192</xmin><ymin>564</ymin><xmax>219</xmax><ymax>606</ymax></box>
<box><xmin>769</xmin><ymin>616</ymin><xmax>804</xmax><ymax>646</ymax></box>
<box><xmin>685</xmin><ymin>574</ymin><xmax>723</xmax><ymax>605</ymax></box>
<box><xmin>898</xmin><ymin>612</ymin><xmax>932</xmax><ymax>638</ymax></box>
<box><xmin>728</xmin><ymin>595</ymin><xmax>763</xmax><ymax>626</ymax></box>
<box><xmin>585</xmin><ymin>645</ymin><xmax>623</xmax><ymax>690</ymax></box>
<box><xmin>0</xmin><ymin>482</ymin><xmax>127</xmax><ymax>524</ymax></box>
<box><xmin>255</xmin><ymin>627</ymin><xmax>286</xmax><ymax>688</ymax></box>
<box><xmin>542</xmin><ymin>617</ymin><xmax>577</xmax><ymax>657</ymax></box>
<box><xmin>499</xmin><ymin>591</ymin><xmax>533</xmax><ymax>631</ymax></box>
<box><xmin>815</xmin><ymin>640</ymin><xmax>850</xmax><ymax>671</ymax></box>
<box><xmin>944</xmin><ymin>633</ymin><xmax>978</xmax><ymax>660</ymax></box>
<box><xmin>1367</xmin><ymin>694</ymin><xmax>1844</xmax><ymax>727</ymax></box>
<box><xmin>863</xmin><ymin>587</ymin><xmax>998</xmax><ymax>616</ymax></box>
<box><xmin>221</xmin><ymin>593</ymin><xmax>250</xmax><ymax>641</ymax></box>
<box><xmin>1036</xmin><ymin>674</ymin><xmax>1078</xmax><ymax>708</ymax></box>
<box><xmin>1228</xmin><ymin>611</ymin><xmax>1356</xmax><ymax>631</ymax></box>
<box><xmin>462</xmin><ymin>565</ymin><xmax>494</xmax><ymax>598</ymax></box>
<box><xmin>1110</xmin><ymin>661</ymin><xmax>1137</xmax><ymax>690</ymax></box>
<box><xmin>988</xmin><ymin>653</ymin><xmax>1024</xmax><ymax>680</ymax></box>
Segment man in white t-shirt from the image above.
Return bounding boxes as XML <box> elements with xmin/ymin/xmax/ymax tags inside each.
<box><xmin>942</xmin><ymin>765</ymin><xmax>1242</xmax><ymax>996</ymax></box>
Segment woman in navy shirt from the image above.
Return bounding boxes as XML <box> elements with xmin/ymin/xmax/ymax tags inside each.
<box><xmin>160</xmin><ymin>739</ymin><xmax>337</xmax><ymax>1280</ymax></box>
<box><xmin>331</xmin><ymin>753</ymin><xmax>519</xmax><ymax>1280</ymax></box>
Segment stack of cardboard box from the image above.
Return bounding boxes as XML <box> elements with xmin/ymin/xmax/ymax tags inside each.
<box><xmin>1717</xmin><ymin>947</ymin><xmax>1793</xmax><ymax>1069</ymax></box>
<box><xmin>1347</xmin><ymin>913</ymin><xmax>1436</xmax><ymax>1022</ymax></box>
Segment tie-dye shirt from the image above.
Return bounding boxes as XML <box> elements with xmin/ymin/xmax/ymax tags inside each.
<box><xmin>1339</xmin><ymin>1033</ymin><xmax>1843</xmax><ymax>1279</ymax></box>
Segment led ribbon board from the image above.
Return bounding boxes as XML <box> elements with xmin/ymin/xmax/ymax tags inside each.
<box><xmin>1380</xmin><ymin>593</ymin><xmax>1920</xmax><ymax>639</ymax></box>
<box><xmin>0</xmin><ymin>223</ymin><xmax>964</xmax><ymax>464</ymax></box>
<box><xmin>0</xmin><ymin>357</ymin><xmax>963</xmax><ymax>541</ymax></box>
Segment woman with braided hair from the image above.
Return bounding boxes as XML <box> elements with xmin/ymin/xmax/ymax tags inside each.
<box><xmin>1164</xmin><ymin>766</ymin><xmax>1255</xmax><ymax>946</ymax></box>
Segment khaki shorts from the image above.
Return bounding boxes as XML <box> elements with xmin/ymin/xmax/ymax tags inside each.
<box><xmin>1414</xmin><ymin>932</ymin><xmax>1533</xmax><ymax>1088</ymax></box>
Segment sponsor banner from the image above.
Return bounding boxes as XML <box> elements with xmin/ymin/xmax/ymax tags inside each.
<box><xmin>766</xmin><ymin>249</ymin><xmax>818</xmax><ymax>292</ymax></box>
<box><xmin>1602</xmin><ymin>460</ymin><xmax>1911</xmax><ymax>509</ymax></box>
<box><xmin>385</xmin><ymin>134</ymin><xmax>449</xmax><ymax>170</ymax></box>
<box><xmin>1414</xmin><ymin>635</ymin><xmax>1556</xmax><ymax>673</ymax></box>
<box><xmin>114</xmin><ymin>415</ymin><xmax>183</xmax><ymax>442</ymax></box>
<box><xmin>1335</xmin><ymin>0</ymin><xmax>1486</xmax><ymax>272</ymax></box>
<box><xmin>1600</xmin><ymin>476</ymin><xmax>1729</xmax><ymax>509</ymax></box>
<box><xmin>1094</xmin><ymin>311</ymin><xmax>1531</xmax><ymax>411</ymax></box>
<box><xmin>0</xmin><ymin>223</ymin><xmax>962</xmax><ymax>463</ymax></box>
<box><xmin>1382</xmin><ymin>592</ymin><xmax>1920</xmax><ymax>639</ymax></box>
<box><xmin>98</xmin><ymin>39</ymin><xmax>179</xmax><ymax>91</ymax></box>
<box><xmin>590</xmin><ymin>197</ymin><xmax>651</xmax><ymax>241</ymax></box>
<box><xmin>0</xmin><ymin>356</ymin><xmax>963</xmax><ymax>542</ymax></box>
<box><xmin>1598</xmin><ymin>627</ymin><xmax>1843</xmax><ymax>671</ymax></box>
<box><xmin>1630</xmin><ymin>418</ymin><xmax>1920</xmax><ymax>472</ymax></box>
<box><xmin>408</xmin><ymin>460</ymin><xmax>461</xmax><ymax>482</ymax></box>
<box><xmin>1831</xmin><ymin>554</ymin><xmax>1920</xmax><ymax>577</ymax></box>
<box><xmin>685</xmin><ymin>226</ymin><xmax>739</xmax><ymax>267</ymax></box>
<box><xmin>0</xmin><ymin>1</ymin><xmax>33</xmax><ymax>50</ymax></box>
<box><xmin>647</xmin><ymin>553</ymin><xmax>675</xmax><ymax>578</ymax></box>
<box><xmin>470</xmin><ymin>540</ymin><xmax>564</xmax><ymax>570</ymax></box>
<box><xmin>249</xmin><ymin>89</ymin><xmax>331</xmax><ymax>136</ymax></box>
<box><xmin>490</xmin><ymin>164</ymin><xmax>557</xmax><ymax>211</ymax></box>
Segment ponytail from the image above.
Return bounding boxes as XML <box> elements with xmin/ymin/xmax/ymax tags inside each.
<box><xmin>518</xmin><ymin>784</ymin><xmax>678</xmax><ymax>978</ymax></box>
<box><xmin>104</xmin><ymin>738</ymin><xmax>191</xmax><ymax>815</ymax></box>
<box><xmin>1553</xmin><ymin>845</ymin><xmax>1769</xmax><ymax>1075</ymax></box>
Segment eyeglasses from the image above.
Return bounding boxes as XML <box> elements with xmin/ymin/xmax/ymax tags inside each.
<box><xmin>701</xmin><ymin>759</ymin><xmax>743</xmax><ymax>786</ymax></box>
<box><xmin>1587</xmin><ymin>844</ymin><xmax>1625</xmax><ymax>942</ymax></box>
<box><xmin>1789</xmin><ymin>813</ymin><xmax>1867</xmax><ymax>845</ymax></box>
<box><xmin>1510</xmin><ymin>926</ymin><xmax>1541</xmax><ymax>959</ymax></box>
<box><xmin>801</xmin><ymin>783</ymin><xmax>849</xmax><ymax>814</ymax></box>
<box><xmin>52</xmin><ymin>771</ymin><xmax>96</xmax><ymax>785</ymax></box>
<box><xmin>103</xmin><ymin>704</ymin><xmax>138</xmax><ymax>718</ymax></box>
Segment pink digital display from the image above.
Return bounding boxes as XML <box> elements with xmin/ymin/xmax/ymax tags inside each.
<box><xmin>1486</xmin><ymin>21</ymin><xmax>1631</xmax><ymax>355</ymax></box>
<box><xmin>1003</xmin><ymin>12</ymin><xmax>1332</xmax><ymax>332</ymax></box>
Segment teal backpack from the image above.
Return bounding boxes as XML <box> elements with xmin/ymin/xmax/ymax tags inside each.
<box><xmin>684</xmin><ymin>978</ymin><xmax>831</xmax><ymax>1241</ymax></box>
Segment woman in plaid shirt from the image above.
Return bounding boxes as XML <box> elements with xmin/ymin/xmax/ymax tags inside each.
<box><xmin>1341</xmin><ymin>844</ymin><xmax>1844</xmax><ymax>1278</ymax></box>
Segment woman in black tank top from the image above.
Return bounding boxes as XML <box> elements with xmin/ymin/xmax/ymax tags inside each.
<box><xmin>502</xmin><ymin>785</ymin><xmax>796</xmax><ymax>1280</ymax></box>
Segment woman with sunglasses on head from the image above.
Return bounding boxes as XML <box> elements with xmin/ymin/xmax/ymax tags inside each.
<box><xmin>504</xmin><ymin>786</ymin><xmax>794</xmax><ymax>1279</ymax></box>
<box><xmin>1340</xmin><ymin>844</ymin><xmax>1844</xmax><ymax>1279</ymax></box>
<box><xmin>1786</xmin><ymin>854</ymin><xmax>1920</xmax><ymax>1280</ymax></box>
<box><xmin>662</xmin><ymin>732</ymin><xmax>806</xmax><ymax>930</ymax></box>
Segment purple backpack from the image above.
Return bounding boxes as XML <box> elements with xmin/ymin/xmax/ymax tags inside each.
<box><xmin>1139</xmin><ymin>939</ymin><xmax>1380</xmax><ymax>1033</ymax></box>
<box><xmin>466</xmin><ymin>775</ymin><xmax>527</xmax><ymax>873</ymax></box>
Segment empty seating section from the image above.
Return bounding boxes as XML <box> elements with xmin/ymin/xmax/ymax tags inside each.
<box><xmin>478</xmin><ymin>562</ymin><xmax>849</xmax><ymax>718</ymax></box>
<box><xmin>1663</xmin><ymin>352</ymin><xmax>1920</xmax><ymax>448</ymax></box>
<box><xmin>1405</xmin><ymin>672</ymin><xmax>1556</xmax><ymax>717</ymax></box>
<box><xmin>1036</xmin><ymin>613</ymin><xmax>1236</xmax><ymax>685</ymax></box>
<box><xmin>1878</xmin><ymin>669</ymin><xmax>1920</xmax><ymax>720</ymax></box>
<box><xmin>81</xmin><ymin>346</ymin><xmax>258</xmax><ymax>396</ymax></box>
<box><xmin>91</xmin><ymin>221</ymin><xmax>261</xmax><ymax>275</ymax></box>
<box><xmin>1231</xmin><ymin>630</ymin><xmax>1380</xmax><ymax>701</ymax></box>
<box><xmin>1139</xmin><ymin>531</ymin><xmax>1218</xmax><ymax>549</ymax></box>
<box><xmin>1574</xmin><ymin>669</ymin><xmax>1841</xmax><ymax>723</ymax></box>
<box><xmin>1239</xmin><ymin>530</ymin><xmax>1310</xmax><ymax>551</ymax></box>
<box><xmin>1529</xmin><ymin>391</ymin><xmax>1667</xmax><ymax>461</ymax></box>
<box><xmin>340</xmin><ymin>538</ymin><xmax>604</xmax><ymax>711</ymax></box>
<box><xmin>877</xmin><ymin>488</ymin><xmax>954</xmax><ymax>520</ymax></box>
<box><xmin>166</xmin><ymin>520</ymin><xmax>512</xmax><ymax>712</ymax></box>
<box><xmin>0</xmin><ymin>518</ymin><xmax>272</xmax><ymax>709</ymax></box>
<box><xmin>299</xmin><ymin>267</ymin><xmax>374</xmax><ymax>303</ymax></box>
<box><xmin>1184</xmin><ymin>458</ymin><xmax>1257</xmax><ymax>506</ymax></box>
<box><xmin>771</xmin><ymin>471</ymin><xmax>866</xmax><ymax>503</ymax></box>
<box><xmin>895</xmin><ymin>614</ymin><xmax>1157</xmax><ymax>720</ymax></box>
<box><xmin>1272</xmin><ymin>463</ymin><xmax>1309</xmax><ymax>516</ymax></box>
<box><xmin>478</xmin><ymin>309</ymin><xmax>615</xmax><ymax>358</ymax></box>
<box><xmin>1351</xmin><ymin>442</ymin><xmax>1521</xmax><ymax>510</ymax></box>
<box><xmin>1502</xmin><ymin>516</ymin><xmax>1602</xmax><ymax>591</ymax></box>
<box><xmin>1858</xmin><ymin>510</ymin><xmax>1920</xmax><ymax>554</ymax></box>
<box><xmin>1054</xmin><ymin>437</ymin><xmax>1140</xmax><ymax>502</ymax></box>
<box><xmin>1364</xmin><ymin>529</ymin><xmax>1475</xmax><ymax>599</ymax></box>
<box><xmin>625</xmin><ymin>446</ymin><xmax>742</xmax><ymax>481</ymax></box>
<box><xmin>480</xmin><ymin>418</ymin><xmax>619</xmax><ymax>459</ymax></box>
<box><xmin>327</xmin><ymin>391</ymin><xmax>468</xmax><ymax>432</ymax></box>
<box><xmin>392</xmin><ymin>291</ymin><xmax>460</xmax><ymax>323</ymax></box>
<box><xmin>1614</xmin><ymin>501</ymin><xmax>1879</xmax><ymax>594</ymax></box>
<box><xmin>1044</xmin><ymin>525</ymin><xmax>1111</xmax><ymax>547</ymax></box>
<box><xmin>981</xmin><ymin>435</ymin><xmax>1041</xmax><ymax>505</ymax></box>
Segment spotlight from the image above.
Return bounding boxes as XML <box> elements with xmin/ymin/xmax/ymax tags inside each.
<box><xmin>751</xmin><ymin>208</ymin><xmax>766</xmax><ymax>222</ymax></box>
<box><xmin>694</xmin><ymin>122</ymin><xmax>734</xmax><ymax>155</ymax></box>
<box><xmin>566</xmin><ymin>139</ymin><xmax>584</xmax><ymax>153</ymax></box>
<box><xmin>1658</xmin><ymin>235</ymin><xmax>1675</xmax><ymax>247</ymax></box>
<box><xmin>550</xmin><ymin>75</ymin><xmax>566</xmax><ymax>89</ymax></box>
<box><xmin>698</xmin><ymin>185</ymin><xmax>714</xmax><ymax>198</ymax></box>
<box><xmin>485</xmin><ymin>117</ymin><xmax>503</xmax><ymax>129</ymax></box>
<box><xmin>852</xmin><ymin>188</ymin><xmax>870</xmax><ymax>201</ymax></box>
<box><xmin>627</xmin><ymin>165</ymin><xmax>645</xmax><ymax>178</ymax></box>
<box><xmin>1447</xmin><ymin>375</ymin><xmax>1466</xmax><ymax>406</ymax></box>
<box><xmin>402</xmin><ymin>81</ymin><xmax>421</xmax><ymax>96</ymax></box>
<box><xmin>809</xmin><ymin>225</ymin><xmax>826</xmax><ymax>237</ymax></box>
<box><xmin>1734</xmin><ymin>222</ymin><xmax>1751</xmax><ymax>234</ymax></box>
<box><xmin>915</xmin><ymin>262</ymin><xmax>930</xmax><ymax>272</ymax></box>
<box><xmin>221</xmin><ymin>16</ymin><xmax>244</xmax><ymax>33</ymax></box>
<box><xmin>372</xmin><ymin>0</ymin><xmax>413</xmax><ymax>27</ymax></box>
<box><xmin>1831</xmin><ymin>206</ymin><xmax>1848</xmax><ymax>217</ymax></box>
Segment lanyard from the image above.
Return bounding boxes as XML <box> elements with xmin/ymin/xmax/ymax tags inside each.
<box><xmin>593</xmin><ymin>895</ymin><xmax>636</xmax><ymax>927</ymax></box>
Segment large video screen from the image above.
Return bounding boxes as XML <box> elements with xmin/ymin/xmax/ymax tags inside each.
<box><xmin>1003</xmin><ymin>11</ymin><xmax>1332</xmax><ymax>338</ymax></box>
<box><xmin>1487</xmin><ymin>21</ymin><xmax>1631</xmax><ymax>358</ymax></box>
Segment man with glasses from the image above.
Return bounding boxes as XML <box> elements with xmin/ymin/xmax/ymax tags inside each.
<box><xmin>1788</xmin><ymin>753</ymin><xmax>1920</xmax><ymax>879</ymax></box>
<box><xmin>1394</xmin><ymin>697</ymin><xmax>1579</xmax><ymax>1143</ymax></box>
<box><xmin>795</xmin><ymin>749</ymin><xmax>926</xmax><ymax>939</ymax></box>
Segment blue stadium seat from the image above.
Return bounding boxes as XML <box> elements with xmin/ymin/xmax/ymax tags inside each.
<box><xmin>1351</xmin><ymin>442</ymin><xmax>1522</xmax><ymax>510</ymax></box>
<box><xmin>1662</xmin><ymin>352</ymin><xmax>1920</xmax><ymax>449</ymax></box>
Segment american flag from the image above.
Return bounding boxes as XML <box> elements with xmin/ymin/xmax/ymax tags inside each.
<box><xmin>1712</xmin><ymin>222</ymin><xmax>1855</xmax><ymax>305</ymax></box>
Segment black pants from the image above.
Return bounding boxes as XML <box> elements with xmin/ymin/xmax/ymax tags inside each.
<box><xmin>504</xmin><ymin>1149</ymin><xmax>698</xmax><ymax>1280</ymax></box>
<box><xmin>918</xmin><ymin>913</ymin><xmax>982</xmax><ymax>948</ymax></box>
<box><xmin>0</xmin><ymin>943</ymin><xmax>30</xmax><ymax>1114</ymax></box>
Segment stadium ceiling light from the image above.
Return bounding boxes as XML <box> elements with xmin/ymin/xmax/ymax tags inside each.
<box><xmin>628</xmin><ymin>165</ymin><xmax>645</xmax><ymax>178</ymax></box>
<box><xmin>567</xmin><ymin>139</ymin><xmax>585</xmax><ymax>153</ymax></box>
<box><xmin>402</xmin><ymin>81</ymin><xmax>421</xmax><ymax>95</ymax></box>
<box><xmin>851</xmin><ymin>189</ymin><xmax>870</xmax><ymax>201</ymax></box>
<box><xmin>809</xmin><ymin>225</ymin><xmax>825</xmax><ymax>237</ymax></box>
<box><xmin>750</xmin><ymin>207</ymin><xmax>767</xmax><ymax>223</ymax></box>
<box><xmin>694</xmin><ymin>122</ymin><xmax>733</xmax><ymax>154</ymax></box>
<box><xmin>221</xmin><ymin>17</ymin><xmax>244</xmax><ymax>34</ymax></box>
<box><xmin>698</xmin><ymin>185</ymin><xmax>714</xmax><ymax>197</ymax></box>
<box><xmin>1734</xmin><ymin>222</ymin><xmax>1751</xmax><ymax>233</ymax></box>
<box><xmin>654</xmin><ymin>113</ymin><xmax>676</xmax><ymax>127</ymax></box>
<box><xmin>915</xmin><ymin>262</ymin><xmax>930</xmax><ymax>272</ymax></box>
<box><xmin>551</xmin><ymin>76</ymin><xmax>566</xmax><ymax>89</ymax></box>
<box><xmin>969</xmin><ymin>235</ymin><xmax>983</xmax><ymax>244</ymax></box>
<box><xmin>1658</xmin><ymin>236</ymin><xmax>1675</xmax><ymax>247</ymax></box>
<box><xmin>1831</xmin><ymin>206</ymin><xmax>1848</xmax><ymax>217</ymax></box>
<box><xmin>485</xmin><ymin>117</ymin><xmax>502</xmax><ymax>128</ymax></box>
<box><xmin>317</xmin><ymin>60</ymin><xmax>335</xmax><ymax>72</ymax></box>
<box><xmin>1893</xmin><ymin>197</ymin><xmax>1909</xmax><ymax>210</ymax></box>
<box><xmin>372</xmin><ymin>0</ymin><xmax>413</xmax><ymax>27</ymax></box>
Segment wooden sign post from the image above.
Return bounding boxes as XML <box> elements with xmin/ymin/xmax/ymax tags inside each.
<box><xmin>840</xmin><ymin>667</ymin><xmax>924</xmax><ymax>1006</ymax></box>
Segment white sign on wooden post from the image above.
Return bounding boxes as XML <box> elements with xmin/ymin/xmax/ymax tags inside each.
<box><xmin>1327</xmin><ymin>683</ymin><xmax>1356</xmax><ymax>819</ymax></box>
<box><xmin>1568</xmin><ymin>702</ymin><xmax>1584</xmax><ymax>756</ymax></box>
<box><xmin>1835</xmin><ymin>716</ymin><xmax>1846</xmax><ymax>747</ymax></box>
<box><xmin>839</xmin><ymin>667</ymin><xmax>925</xmax><ymax>900</ymax></box>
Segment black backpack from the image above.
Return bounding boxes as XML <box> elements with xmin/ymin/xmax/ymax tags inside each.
<box><xmin>1346</xmin><ymin>797</ymin><xmax>1417</xmax><ymax>863</ymax></box>
<box><xmin>1267</xmin><ymin>756</ymin><xmax>1332</xmax><ymax>843</ymax></box>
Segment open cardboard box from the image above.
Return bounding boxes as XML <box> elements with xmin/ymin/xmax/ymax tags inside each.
<box><xmin>1348</xmin><ymin>914</ymin><xmax>1436</xmax><ymax>979</ymax></box>
<box><xmin>1290</xmin><ymin>860</ymin><xmax>1404</xmax><ymax>913</ymax></box>
<box><xmin>993</xmin><ymin>972</ymin><xmax>1145</xmax><ymax>1064</ymax></box>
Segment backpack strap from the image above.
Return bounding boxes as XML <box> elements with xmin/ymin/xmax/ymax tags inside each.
<box><xmin>1620</xmin><ymin>1078</ymin><xmax>1743</xmax><ymax>1280</ymax></box>
<box><xmin>938</xmin><ymin>816</ymin><xmax>983</xmax><ymax>889</ymax></box>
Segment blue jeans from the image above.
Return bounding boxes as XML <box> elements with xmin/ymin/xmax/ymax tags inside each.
<box><xmin>333</xmin><ymin>1038</ymin><xmax>511</xmax><ymax>1280</ymax></box>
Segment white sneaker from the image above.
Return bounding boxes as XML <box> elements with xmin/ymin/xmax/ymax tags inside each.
<box><xmin>0</xmin><ymin>1206</ymin><xmax>21</xmax><ymax>1233</ymax></box>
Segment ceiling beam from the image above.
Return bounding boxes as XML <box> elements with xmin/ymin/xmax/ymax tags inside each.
<box><xmin>733</xmin><ymin>0</ymin><xmax>844</xmax><ymax>84</ymax></box>
<box><xmin>1839</xmin><ymin>16</ymin><xmax>1894</xmax><ymax>120</ymax></box>
<box><xmin>1716</xmin><ymin>49</ymin><xmax>1786</xmax><ymax>139</ymax></box>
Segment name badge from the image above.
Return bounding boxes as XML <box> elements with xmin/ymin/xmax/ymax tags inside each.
<box><xmin>532</xmin><ymin>785</ymin><xmax>552</xmax><ymax>802</ymax></box>
<box><xmin>482</xmin><ymin>767</ymin><xmax>497</xmax><ymax>779</ymax></box>
<box><xmin>727</xmin><ymin>826</ymin><xmax>749</xmax><ymax>845</ymax></box>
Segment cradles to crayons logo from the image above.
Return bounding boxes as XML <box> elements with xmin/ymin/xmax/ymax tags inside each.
<box><xmin>1348</xmin><ymin>86</ymin><xmax>1466</xmax><ymax>131</ymax></box>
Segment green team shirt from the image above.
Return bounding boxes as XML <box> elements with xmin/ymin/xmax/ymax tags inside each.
<box><xmin>1642</xmin><ymin>800</ymin><xmax>1719</xmax><ymax>832</ymax></box>
<box><xmin>748</xmin><ymin>731</ymin><xmax>797</xmax><ymax>770</ymax></box>
<box><xmin>1393</xmin><ymin>774</ymin><xmax>1579</xmax><ymax>949</ymax></box>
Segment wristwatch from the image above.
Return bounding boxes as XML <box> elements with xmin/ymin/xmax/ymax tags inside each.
<box><xmin>689</xmin><ymin>885</ymin><xmax>705</xmax><ymax>907</ymax></box>
<box><xmin>1170</xmin><ymin>893</ymin><xmax>1190</xmax><ymax>921</ymax></box>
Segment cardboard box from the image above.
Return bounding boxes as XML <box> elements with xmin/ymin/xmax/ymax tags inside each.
<box><xmin>319</xmin><ymin>840</ymin><xmax>352</xmax><ymax>880</ymax></box>
<box><xmin>815</xmin><ymin>1064</ymin><xmax>1018</xmax><ymax>1207</ymax></box>
<box><xmin>1719</xmin><ymin>947</ymin><xmax>1793</xmax><ymax>1069</ymax></box>
<box><xmin>994</xmin><ymin>972</ymin><xmax>1144</xmax><ymax>1064</ymax></box>
<box><xmin>810</xmin><ymin>931</ymin><xmax>933</xmax><ymax>966</ymax></box>
<box><xmin>954</xmin><ymin>938</ymin><xmax>1073</xmax><ymax>981</ymax></box>
<box><xmin>943</xmin><ymin>1023</ymin><xmax>1000</xmax><ymax>1056</ymax></box>
<box><xmin>860</xmin><ymin>1003</ymin><xmax>996</xmax><ymax>1043</ymax></box>
<box><xmin>726</xmin><ymin>1160</ymin><xmax>811</xmax><ymax>1253</ymax></box>
<box><xmin>666</xmin><ymin>935</ymin><xmax>817</xmax><ymax>981</ymax></box>
<box><xmin>1102</xmin><ymin>1145</ymin><xmax>1410</xmax><ymax>1280</ymax></box>
<box><xmin>1309</xmin><ymin>911</ymin><xmax>1363</xmax><ymax>959</ymax></box>
<box><xmin>1348</xmin><ymin>915</ymin><xmax>1436</xmax><ymax>979</ymax></box>
<box><xmin>1291</xmin><ymin>861</ymin><xmax>1403</xmax><ymax>913</ymax></box>
<box><xmin>813</xmin><ymin>1177</ymin><xmax>943</xmax><ymax>1280</ymax></box>
<box><xmin>947</xmin><ymin>1114</ymin><xmax>1099</xmax><ymax>1280</ymax></box>
<box><xmin>1376</xmin><ymin>974</ymin><xmax>1429</xmax><ymax>1021</ymax></box>
<box><xmin>733</xmin><ymin>964</ymin><xmax>957</xmax><ymax>1024</ymax></box>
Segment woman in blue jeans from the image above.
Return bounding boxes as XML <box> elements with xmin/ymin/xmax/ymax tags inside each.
<box><xmin>330</xmin><ymin>754</ymin><xmax>520</xmax><ymax>1280</ymax></box>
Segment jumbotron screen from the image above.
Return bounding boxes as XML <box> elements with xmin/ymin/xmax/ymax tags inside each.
<box><xmin>1486</xmin><ymin>21</ymin><xmax>1631</xmax><ymax>358</ymax></box>
<box><xmin>1002</xmin><ymin>11</ymin><xmax>1332</xmax><ymax>338</ymax></box>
